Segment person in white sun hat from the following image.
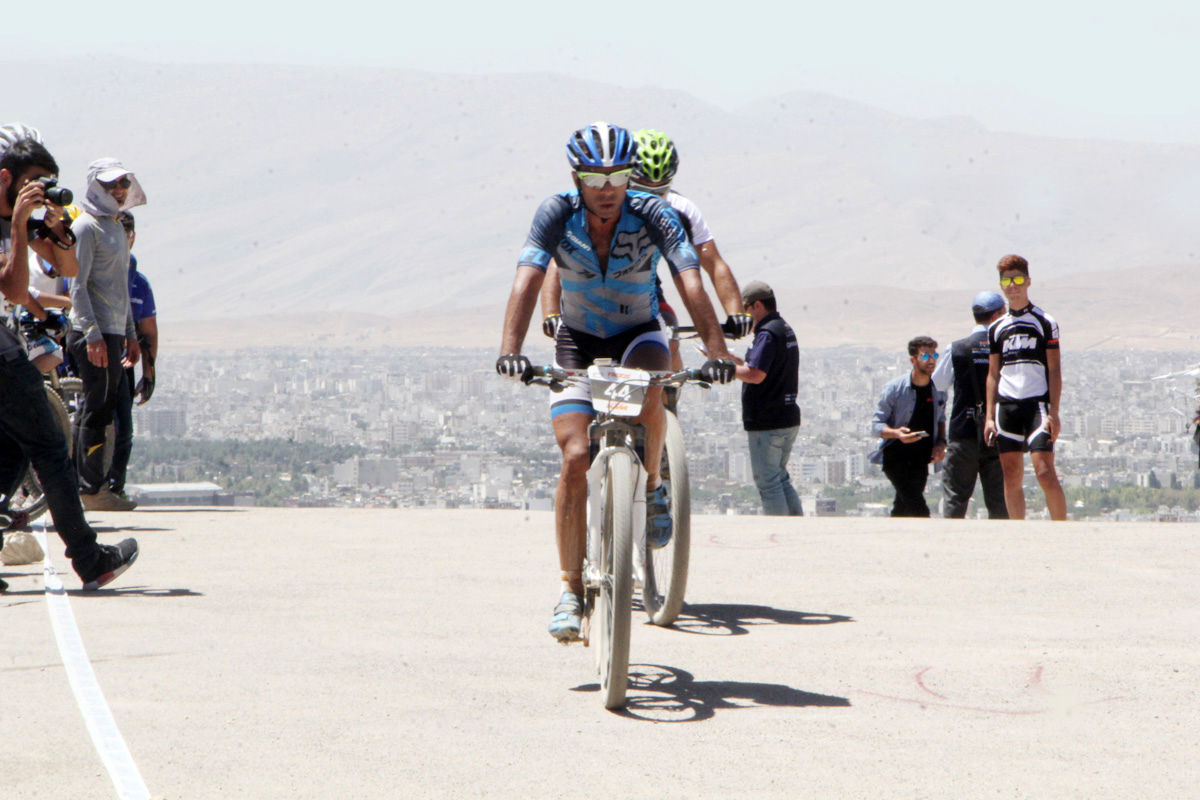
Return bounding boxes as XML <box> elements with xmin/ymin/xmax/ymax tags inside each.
<box><xmin>68</xmin><ymin>158</ymin><xmax>147</xmax><ymax>511</ymax></box>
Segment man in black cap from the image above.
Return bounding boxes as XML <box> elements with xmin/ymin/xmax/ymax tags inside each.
<box><xmin>932</xmin><ymin>291</ymin><xmax>1009</xmax><ymax>518</ymax></box>
<box><xmin>732</xmin><ymin>280</ymin><xmax>802</xmax><ymax>515</ymax></box>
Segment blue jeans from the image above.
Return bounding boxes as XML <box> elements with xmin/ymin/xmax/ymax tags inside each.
<box><xmin>747</xmin><ymin>426</ymin><xmax>803</xmax><ymax>516</ymax></box>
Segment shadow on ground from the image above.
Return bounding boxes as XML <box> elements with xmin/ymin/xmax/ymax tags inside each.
<box><xmin>664</xmin><ymin>602</ymin><xmax>854</xmax><ymax>636</ymax></box>
<box><xmin>574</xmin><ymin>664</ymin><xmax>852</xmax><ymax>721</ymax></box>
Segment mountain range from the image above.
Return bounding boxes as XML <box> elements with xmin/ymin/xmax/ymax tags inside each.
<box><xmin>5</xmin><ymin>58</ymin><xmax>1198</xmax><ymax>351</ymax></box>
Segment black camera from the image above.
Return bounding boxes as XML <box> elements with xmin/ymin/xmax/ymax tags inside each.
<box><xmin>25</xmin><ymin>180</ymin><xmax>78</xmax><ymax>247</ymax></box>
<box><xmin>35</xmin><ymin>176</ymin><xmax>73</xmax><ymax>206</ymax></box>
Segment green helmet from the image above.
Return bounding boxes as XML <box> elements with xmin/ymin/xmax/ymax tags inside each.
<box><xmin>632</xmin><ymin>129</ymin><xmax>679</xmax><ymax>186</ymax></box>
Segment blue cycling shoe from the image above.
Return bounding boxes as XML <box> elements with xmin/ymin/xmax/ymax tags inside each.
<box><xmin>548</xmin><ymin>591</ymin><xmax>582</xmax><ymax>643</ymax></box>
<box><xmin>646</xmin><ymin>483</ymin><xmax>672</xmax><ymax>549</ymax></box>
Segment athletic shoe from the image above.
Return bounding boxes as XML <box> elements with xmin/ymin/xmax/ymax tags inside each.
<box><xmin>548</xmin><ymin>591</ymin><xmax>582</xmax><ymax>643</ymax></box>
<box><xmin>646</xmin><ymin>484</ymin><xmax>672</xmax><ymax>549</ymax></box>
<box><xmin>112</xmin><ymin>490</ymin><xmax>138</xmax><ymax>510</ymax></box>
<box><xmin>81</xmin><ymin>487</ymin><xmax>137</xmax><ymax>512</ymax></box>
<box><xmin>77</xmin><ymin>538</ymin><xmax>139</xmax><ymax>590</ymax></box>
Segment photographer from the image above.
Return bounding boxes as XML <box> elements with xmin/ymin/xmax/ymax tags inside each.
<box><xmin>68</xmin><ymin>158</ymin><xmax>147</xmax><ymax>511</ymax></box>
<box><xmin>0</xmin><ymin>124</ymin><xmax>137</xmax><ymax>591</ymax></box>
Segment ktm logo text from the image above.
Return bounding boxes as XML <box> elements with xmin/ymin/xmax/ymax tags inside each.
<box><xmin>1002</xmin><ymin>334</ymin><xmax>1038</xmax><ymax>353</ymax></box>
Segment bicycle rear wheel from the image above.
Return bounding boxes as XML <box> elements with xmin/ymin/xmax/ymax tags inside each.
<box><xmin>643</xmin><ymin>410</ymin><xmax>690</xmax><ymax>626</ymax></box>
<box><xmin>12</xmin><ymin>384</ymin><xmax>74</xmax><ymax>523</ymax></box>
<box><xmin>595</xmin><ymin>450</ymin><xmax>634</xmax><ymax>710</ymax></box>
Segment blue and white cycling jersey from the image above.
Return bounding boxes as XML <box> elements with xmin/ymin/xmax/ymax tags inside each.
<box><xmin>518</xmin><ymin>190</ymin><xmax>699</xmax><ymax>339</ymax></box>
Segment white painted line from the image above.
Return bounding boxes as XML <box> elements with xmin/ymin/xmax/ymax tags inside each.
<box><xmin>35</xmin><ymin>530</ymin><xmax>151</xmax><ymax>800</ymax></box>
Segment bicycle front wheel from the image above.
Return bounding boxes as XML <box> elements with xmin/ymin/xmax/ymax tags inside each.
<box><xmin>13</xmin><ymin>384</ymin><xmax>74</xmax><ymax>523</ymax></box>
<box><xmin>596</xmin><ymin>450</ymin><xmax>635</xmax><ymax>710</ymax></box>
<box><xmin>643</xmin><ymin>409</ymin><xmax>690</xmax><ymax>626</ymax></box>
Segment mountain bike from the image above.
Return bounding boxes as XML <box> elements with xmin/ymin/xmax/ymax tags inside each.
<box><xmin>4</xmin><ymin>315</ymin><xmax>82</xmax><ymax>522</ymax></box>
<box><xmin>528</xmin><ymin>362</ymin><xmax>708</xmax><ymax>709</ymax></box>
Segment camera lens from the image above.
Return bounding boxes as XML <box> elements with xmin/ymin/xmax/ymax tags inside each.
<box><xmin>44</xmin><ymin>185</ymin><xmax>72</xmax><ymax>206</ymax></box>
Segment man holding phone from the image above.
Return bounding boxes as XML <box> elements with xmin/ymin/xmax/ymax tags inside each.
<box><xmin>870</xmin><ymin>335</ymin><xmax>947</xmax><ymax>517</ymax></box>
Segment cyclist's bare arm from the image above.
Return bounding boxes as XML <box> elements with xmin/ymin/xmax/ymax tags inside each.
<box><xmin>672</xmin><ymin>268</ymin><xmax>730</xmax><ymax>360</ymax></box>
<box><xmin>539</xmin><ymin>259</ymin><xmax>562</xmax><ymax>321</ymax></box>
<box><xmin>697</xmin><ymin>240</ymin><xmax>743</xmax><ymax>317</ymax></box>
<box><xmin>29</xmin><ymin>236</ymin><xmax>78</xmax><ymax>279</ymax></box>
<box><xmin>31</xmin><ymin>291</ymin><xmax>71</xmax><ymax>311</ymax></box>
<box><xmin>22</xmin><ymin>293</ymin><xmax>50</xmax><ymax>320</ymax></box>
<box><xmin>500</xmin><ymin>265</ymin><xmax>546</xmax><ymax>354</ymax></box>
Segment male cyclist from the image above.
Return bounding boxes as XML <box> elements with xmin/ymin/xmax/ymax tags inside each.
<box><xmin>540</xmin><ymin>128</ymin><xmax>753</xmax><ymax>371</ymax></box>
<box><xmin>497</xmin><ymin>122</ymin><xmax>734</xmax><ymax>643</ymax></box>
<box><xmin>982</xmin><ymin>254</ymin><xmax>1066</xmax><ymax>521</ymax></box>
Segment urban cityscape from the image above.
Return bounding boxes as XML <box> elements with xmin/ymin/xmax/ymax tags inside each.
<box><xmin>130</xmin><ymin>346</ymin><xmax>1200</xmax><ymax>521</ymax></box>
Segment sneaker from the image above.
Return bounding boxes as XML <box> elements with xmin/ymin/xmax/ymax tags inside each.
<box><xmin>77</xmin><ymin>538</ymin><xmax>139</xmax><ymax>590</ymax></box>
<box><xmin>646</xmin><ymin>484</ymin><xmax>672</xmax><ymax>549</ymax></box>
<box><xmin>81</xmin><ymin>487</ymin><xmax>137</xmax><ymax>512</ymax></box>
<box><xmin>112</xmin><ymin>490</ymin><xmax>138</xmax><ymax>511</ymax></box>
<box><xmin>548</xmin><ymin>591</ymin><xmax>582</xmax><ymax>643</ymax></box>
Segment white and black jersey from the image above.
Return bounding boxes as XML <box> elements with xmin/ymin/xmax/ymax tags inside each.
<box><xmin>988</xmin><ymin>303</ymin><xmax>1060</xmax><ymax>403</ymax></box>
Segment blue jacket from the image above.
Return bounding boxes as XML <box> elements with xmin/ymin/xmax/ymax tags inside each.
<box><xmin>869</xmin><ymin>373</ymin><xmax>947</xmax><ymax>465</ymax></box>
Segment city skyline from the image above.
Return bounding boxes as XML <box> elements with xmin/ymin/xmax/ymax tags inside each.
<box><xmin>130</xmin><ymin>345</ymin><xmax>1200</xmax><ymax>521</ymax></box>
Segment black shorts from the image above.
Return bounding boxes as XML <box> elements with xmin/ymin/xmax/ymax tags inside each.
<box><xmin>550</xmin><ymin>318</ymin><xmax>669</xmax><ymax>418</ymax></box>
<box><xmin>554</xmin><ymin>318</ymin><xmax>669</xmax><ymax>369</ymax></box>
<box><xmin>995</xmin><ymin>399</ymin><xmax>1053</xmax><ymax>454</ymax></box>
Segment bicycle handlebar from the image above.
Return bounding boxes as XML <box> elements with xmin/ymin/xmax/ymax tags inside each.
<box><xmin>525</xmin><ymin>365</ymin><xmax>710</xmax><ymax>391</ymax></box>
<box><xmin>675</xmin><ymin>324</ymin><xmax>740</xmax><ymax>340</ymax></box>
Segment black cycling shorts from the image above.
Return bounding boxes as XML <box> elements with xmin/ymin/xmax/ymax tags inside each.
<box><xmin>549</xmin><ymin>318</ymin><xmax>669</xmax><ymax>419</ymax></box>
<box><xmin>995</xmin><ymin>399</ymin><xmax>1053</xmax><ymax>454</ymax></box>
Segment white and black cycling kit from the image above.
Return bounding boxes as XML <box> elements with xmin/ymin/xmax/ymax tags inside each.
<box><xmin>988</xmin><ymin>304</ymin><xmax>1060</xmax><ymax>453</ymax></box>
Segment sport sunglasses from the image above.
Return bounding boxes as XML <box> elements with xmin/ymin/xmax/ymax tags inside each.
<box><xmin>999</xmin><ymin>275</ymin><xmax>1028</xmax><ymax>287</ymax></box>
<box><xmin>576</xmin><ymin>169</ymin><xmax>633</xmax><ymax>189</ymax></box>
<box><xmin>100</xmin><ymin>176</ymin><xmax>133</xmax><ymax>189</ymax></box>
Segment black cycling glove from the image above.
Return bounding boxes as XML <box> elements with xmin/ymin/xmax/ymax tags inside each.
<box><xmin>722</xmin><ymin>313</ymin><xmax>754</xmax><ymax>339</ymax></box>
<box><xmin>700</xmin><ymin>358</ymin><xmax>736</xmax><ymax>385</ymax></box>
<box><xmin>542</xmin><ymin>314</ymin><xmax>562</xmax><ymax>339</ymax></box>
<box><xmin>496</xmin><ymin>354</ymin><xmax>533</xmax><ymax>383</ymax></box>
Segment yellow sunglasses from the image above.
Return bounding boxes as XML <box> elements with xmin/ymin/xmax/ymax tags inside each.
<box><xmin>999</xmin><ymin>275</ymin><xmax>1028</xmax><ymax>287</ymax></box>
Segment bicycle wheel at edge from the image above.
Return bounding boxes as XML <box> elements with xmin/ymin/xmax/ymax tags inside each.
<box><xmin>643</xmin><ymin>409</ymin><xmax>690</xmax><ymax>626</ymax></box>
<box><xmin>12</xmin><ymin>384</ymin><xmax>74</xmax><ymax>523</ymax></box>
<box><xmin>596</xmin><ymin>449</ymin><xmax>634</xmax><ymax>710</ymax></box>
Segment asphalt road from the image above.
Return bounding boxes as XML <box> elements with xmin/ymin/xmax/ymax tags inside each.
<box><xmin>3</xmin><ymin>508</ymin><xmax>1198</xmax><ymax>799</ymax></box>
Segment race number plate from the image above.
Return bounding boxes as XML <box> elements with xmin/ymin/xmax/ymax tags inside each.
<box><xmin>588</xmin><ymin>365</ymin><xmax>649</xmax><ymax>417</ymax></box>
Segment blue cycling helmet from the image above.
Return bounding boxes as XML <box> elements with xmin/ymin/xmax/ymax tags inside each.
<box><xmin>565</xmin><ymin>121</ymin><xmax>635</xmax><ymax>170</ymax></box>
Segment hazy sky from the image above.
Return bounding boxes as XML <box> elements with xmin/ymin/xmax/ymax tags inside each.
<box><xmin>6</xmin><ymin>0</ymin><xmax>1200</xmax><ymax>145</ymax></box>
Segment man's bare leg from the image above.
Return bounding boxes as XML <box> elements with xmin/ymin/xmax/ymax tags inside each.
<box><xmin>552</xmin><ymin>412</ymin><xmax>591</xmax><ymax>594</ymax></box>
<box><xmin>626</xmin><ymin>343</ymin><xmax>670</xmax><ymax>489</ymax></box>
<box><xmin>999</xmin><ymin>451</ymin><xmax>1027</xmax><ymax>520</ymax></box>
<box><xmin>1031</xmin><ymin>451</ymin><xmax>1067</xmax><ymax>521</ymax></box>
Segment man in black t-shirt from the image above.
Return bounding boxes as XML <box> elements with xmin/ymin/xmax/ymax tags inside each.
<box><xmin>732</xmin><ymin>281</ymin><xmax>802</xmax><ymax>515</ymax></box>
<box><xmin>869</xmin><ymin>336</ymin><xmax>948</xmax><ymax>517</ymax></box>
